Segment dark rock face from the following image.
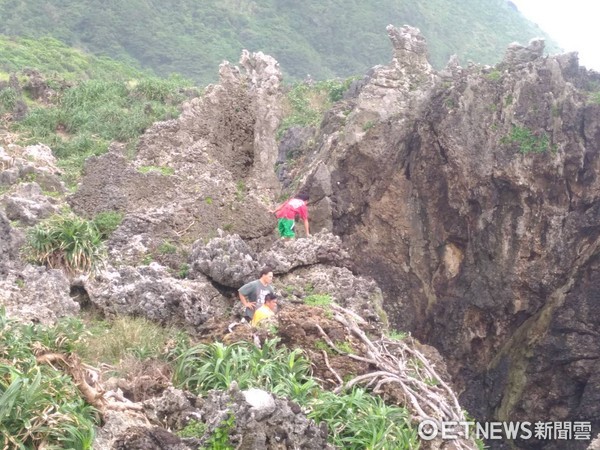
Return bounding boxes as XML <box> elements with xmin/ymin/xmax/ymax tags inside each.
<box><xmin>305</xmin><ymin>26</ymin><xmax>600</xmax><ymax>448</ymax></box>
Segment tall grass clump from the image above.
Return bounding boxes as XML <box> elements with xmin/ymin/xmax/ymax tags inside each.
<box><xmin>308</xmin><ymin>389</ymin><xmax>419</xmax><ymax>449</ymax></box>
<box><xmin>24</xmin><ymin>213</ymin><xmax>106</xmax><ymax>274</ymax></box>
<box><xmin>0</xmin><ymin>309</ymin><xmax>98</xmax><ymax>449</ymax></box>
<box><xmin>171</xmin><ymin>338</ymin><xmax>418</xmax><ymax>449</ymax></box>
<box><xmin>0</xmin><ymin>86</ymin><xmax>18</xmax><ymax>113</ymax></box>
<box><xmin>172</xmin><ymin>338</ymin><xmax>318</xmax><ymax>403</ymax></box>
<box><xmin>74</xmin><ymin>316</ymin><xmax>183</xmax><ymax>367</ymax></box>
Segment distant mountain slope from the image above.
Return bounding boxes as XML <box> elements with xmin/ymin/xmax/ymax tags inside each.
<box><xmin>0</xmin><ymin>0</ymin><xmax>559</xmax><ymax>84</ymax></box>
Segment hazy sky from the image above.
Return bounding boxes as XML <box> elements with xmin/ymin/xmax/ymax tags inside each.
<box><xmin>511</xmin><ymin>0</ymin><xmax>600</xmax><ymax>71</ymax></box>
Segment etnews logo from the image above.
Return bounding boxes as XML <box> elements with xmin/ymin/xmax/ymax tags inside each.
<box><xmin>418</xmin><ymin>420</ymin><xmax>592</xmax><ymax>441</ymax></box>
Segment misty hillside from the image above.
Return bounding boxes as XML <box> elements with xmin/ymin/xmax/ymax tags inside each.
<box><xmin>0</xmin><ymin>0</ymin><xmax>559</xmax><ymax>84</ymax></box>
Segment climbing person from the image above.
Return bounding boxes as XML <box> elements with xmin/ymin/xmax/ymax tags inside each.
<box><xmin>238</xmin><ymin>267</ymin><xmax>274</xmax><ymax>321</ymax></box>
<box><xmin>250</xmin><ymin>293</ymin><xmax>278</xmax><ymax>326</ymax></box>
<box><xmin>272</xmin><ymin>193</ymin><xmax>310</xmax><ymax>238</ymax></box>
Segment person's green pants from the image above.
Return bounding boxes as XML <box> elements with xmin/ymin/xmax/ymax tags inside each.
<box><xmin>277</xmin><ymin>218</ymin><xmax>295</xmax><ymax>237</ymax></box>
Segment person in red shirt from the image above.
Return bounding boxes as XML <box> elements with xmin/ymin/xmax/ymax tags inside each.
<box><xmin>272</xmin><ymin>193</ymin><xmax>310</xmax><ymax>238</ymax></box>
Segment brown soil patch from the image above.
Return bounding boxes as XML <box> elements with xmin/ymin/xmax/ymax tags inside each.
<box><xmin>196</xmin><ymin>303</ymin><xmax>381</xmax><ymax>392</ymax></box>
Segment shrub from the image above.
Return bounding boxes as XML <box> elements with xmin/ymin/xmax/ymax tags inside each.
<box><xmin>177</xmin><ymin>263</ymin><xmax>190</xmax><ymax>279</ymax></box>
<box><xmin>303</xmin><ymin>293</ymin><xmax>333</xmax><ymax>307</ymax></box>
<box><xmin>501</xmin><ymin>125</ymin><xmax>550</xmax><ymax>154</ymax></box>
<box><xmin>93</xmin><ymin>210</ymin><xmax>123</xmax><ymax>239</ymax></box>
<box><xmin>158</xmin><ymin>240</ymin><xmax>177</xmax><ymax>254</ymax></box>
<box><xmin>176</xmin><ymin>419</ymin><xmax>207</xmax><ymax>438</ymax></box>
<box><xmin>0</xmin><ymin>87</ymin><xmax>18</xmax><ymax>112</ymax></box>
<box><xmin>172</xmin><ymin>338</ymin><xmax>318</xmax><ymax>403</ymax></box>
<box><xmin>24</xmin><ymin>213</ymin><xmax>106</xmax><ymax>274</ymax></box>
<box><xmin>277</xmin><ymin>77</ymin><xmax>355</xmax><ymax>139</ymax></box>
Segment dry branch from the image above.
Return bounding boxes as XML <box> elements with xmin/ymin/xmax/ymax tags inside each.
<box><xmin>36</xmin><ymin>352</ymin><xmax>143</xmax><ymax>414</ymax></box>
<box><xmin>322</xmin><ymin>303</ymin><xmax>478</xmax><ymax>449</ymax></box>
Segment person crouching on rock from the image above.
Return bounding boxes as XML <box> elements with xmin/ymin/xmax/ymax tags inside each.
<box><xmin>238</xmin><ymin>267</ymin><xmax>274</xmax><ymax>322</ymax></box>
<box><xmin>272</xmin><ymin>193</ymin><xmax>310</xmax><ymax>238</ymax></box>
<box><xmin>251</xmin><ymin>293</ymin><xmax>278</xmax><ymax>326</ymax></box>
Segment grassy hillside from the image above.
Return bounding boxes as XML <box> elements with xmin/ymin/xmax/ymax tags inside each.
<box><xmin>0</xmin><ymin>36</ymin><xmax>197</xmax><ymax>185</ymax></box>
<box><xmin>0</xmin><ymin>0</ymin><xmax>559</xmax><ymax>85</ymax></box>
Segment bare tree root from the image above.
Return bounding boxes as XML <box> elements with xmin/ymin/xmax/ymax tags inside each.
<box><xmin>36</xmin><ymin>353</ymin><xmax>143</xmax><ymax>414</ymax></box>
<box><xmin>314</xmin><ymin>304</ymin><xmax>478</xmax><ymax>449</ymax></box>
<box><xmin>320</xmin><ymin>349</ymin><xmax>343</xmax><ymax>386</ymax></box>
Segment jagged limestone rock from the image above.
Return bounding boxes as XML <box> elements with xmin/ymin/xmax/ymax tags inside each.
<box><xmin>189</xmin><ymin>232</ymin><xmax>260</xmax><ymax>288</ymax></box>
<box><xmin>0</xmin><ymin>265</ymin><xmax>79</xmax><ymax>325</ymax></box>
<box><xmin>257</xmin><ymin>230</ymin><xmax>351</xmax><ymax>274</ymax></box>
<box><xmin>502</xmin><ymin>38</ymin><xmax>545</xmax><ymax>66</ymax></box>
<box><xmin>3</xmin><ymin>182</ymin><xmax>60</xmax><ymax>225</ymax></box>
<box><xmin>278</xmin><ymin>264</ymin><xmax>386</xmax><ymax>324</ymax></box>
<box><xmin>0</xmin><ymin>209</ymin><xmax>23</xmax><ymax>274</ymax></box>
<box><xmin>85</xmin><ymin>263</ymin><xmax>226</xmax><ymax>327</ymax></box>
<box><xmin>198</xmin><ymin>387</ymin><xmax>333</xmax><ymax>450</ymax></box>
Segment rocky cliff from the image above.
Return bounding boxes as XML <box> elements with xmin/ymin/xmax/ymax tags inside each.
<box><xmin>2</xmin><ymin>23</ymin><xmax>600</xmax><ymax>449</ymax></box>
<box><xmin>298</xmin><ymin>26</ymin><xmax>600</xmax><ymax>450</ymax></box>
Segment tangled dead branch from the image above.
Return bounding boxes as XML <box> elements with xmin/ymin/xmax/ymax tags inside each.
<box><xmin>36</xmin><ymin>353</ymin><xmax>143</xmax><ymax>414</ymax></box>
<box><xmin>312</xmin><ymin>304</ymin><xmax>478</xmax><ymax>449</ymax></box>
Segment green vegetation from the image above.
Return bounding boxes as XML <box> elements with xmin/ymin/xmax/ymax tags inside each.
<box><xmin>15</xmin><ymin>76</ymin><xmax>189</xmax><ymax>183</ymax></box>
<box><xmin>158</xmin><ymin>240</ymin><xmax>177</xmax><ymax>255</ymax></box>
<box><xmin>204</xmin><ymin>412</ymin><xmax>236</xmax><ymax>450</ymax></box>
<box><xmin>172</xmin><ymin>338</ymin><xmax>418</xmax><ymax>449</ymax></box>
<box><xmin>0</xmin><ymin>310</ymin><xmax>98</xmax><ymax>449</ymax></box>
<box><xmin>0</xmin><ymin>0</ymin><xmax>559</xmax><ymax>85</ymax></box>
<box><xmin>304</xmin><ymin>293</ymin><xmax>333</xmax><ymax>307</ymax></box>
<box><xmin>24</xmin><ymin>213</ymin><xmax>106</xmax><ymax>274</ymax></box>
<box><xmin>73</xmin><ymin>316</ymin><xmax>182</xmax><ymax>369</ymax></box>
<box><xmin>0</xmin><ymin>86</ymin><xmax>17</xmax><ymax>114</ymax></box>
<box><xmin>363</xmin><ymin>120</ymin><xmax>376</xmax><ymax>131</ymax></box>
<box><xmin>309</xmin><ymin>389</ymin><xmax>417</xmax><ymax>449</ymax></box>
<box><xmin>1</xmin><ymin>306</ymin><xmax>420</xmax><ymax>449</ymax></box>
<box><xmin>93</xmin><ymin>210</ymin><xmax>123</xmax><ymax>239</ymax></box>
<box><xmin>235</xmin><ymin>180</ymin><xmax>246</xmax><ymax>201</ymax></box>
<box><xmin>178</xmin><ymin>263</ymin><xmax>190</xmax><ymax>279</ymax></box>
<box><xmin>485</xmin><ymin>70</ymin><xmax>502</xmax><ymax>81</ymax></box>
<box><xmin>177</xmin><ymin>419</ymin><xmax>207</xmax><ymax>438</ymax></box>
<box><xmin>314</xmin><ymin>338</ymin><xmax>334</xmax><ymax>354</ymax></box>
<box><xmin>588</xmin><ymin>91</ymin><xmax>600</xmax><ymax>105</ymax></box>
<box><xmin>0</xmin><ymin>37</ymin><xmax>196</xmax><ymax>186</ymax></box>
<box><xmin>0</xmin><ymin>36</ymin><xmax>143</xmax><ymax>81</ymax></box>
<box><xmin>278</xmin><ymin>78</ymin><xmax>354</xmax><ymax>138</ymax></box>
<box><xmin>388</xmin><ymin>329</ymin><xmax>409</xmax><ymax>341</ymax></box>
<box><xmin>173</xmin><ymin>339</ymin><xmax>315</xmax><ymax>398</ymax></box>
<box><xmin>501</xmin><ymin>125</ymin><xmax>550</xmax><ymax>154</ymax></box>
<box><xmin>138</xmin><ymin>165</ymin><xmax>176</xmax><ymax>176</ymax></box>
